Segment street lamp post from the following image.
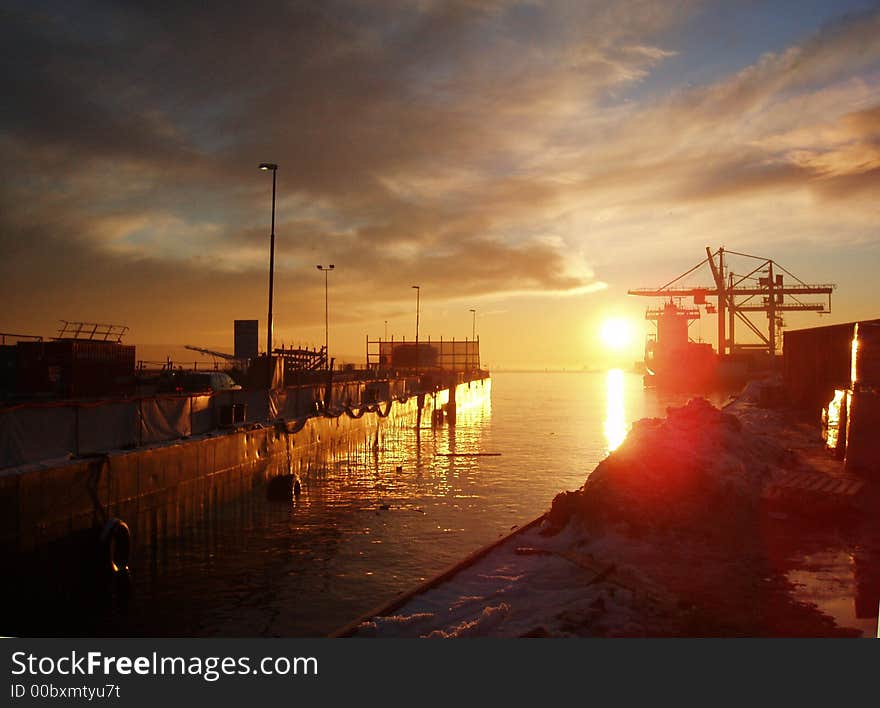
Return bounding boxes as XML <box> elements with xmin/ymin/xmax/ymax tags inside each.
<box><xmin>317</xmin><ymin>264</ymin><xmax>335</xmax><ymax>369</ymax></box>
<box><xmin>469</xmin><ymin>308</ymin><xmax>476</xmax><ymax>371</ymax></box>
<box><xmin>259</xmin><ymin>163</ymin><xmax>278</xmax><ymax>358</ymax></box>
<box><xmin>412</xmin><ymin>285</ymin><xmax>420</xmax><ymax>371</ymax></box>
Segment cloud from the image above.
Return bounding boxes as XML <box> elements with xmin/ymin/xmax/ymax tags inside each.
<box><xmin>0</xmin><ymin>1</ymin><xmax>877</xmax><ymax>353</ymax></box>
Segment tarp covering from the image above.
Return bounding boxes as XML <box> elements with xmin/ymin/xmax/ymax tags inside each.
<box><xmin>330</xmin><ymin>382</ymin><xmax>365</xmax><ymax>408</ymax></box>
<box><xmin>236</xmin><ymin>389</ymin><xmax>269</xmax><ymax>422</ymax></box>
<box><xmin>78</xmin><ymin>401</ymin><xmax>137</xmax><ymax>454</ymax></box>
<box><xmin>0</xmin><ymin>378</ymin><xmax>402</xmax><ymax>468</ymax></box>
<box><xmin>271</xmin><ymin>386</ymin><xmax>321</xmax><ymax>420</ymax></box>
<box><xmin>190</xmin><ymin>394</ymin><xmax>214</xmax><ymax>435</ymax></box>
<box><xmin>0</xmin><ymin>405</ymin><xmax>77</xmax><ymax>468</ymax></box>
<box><xmin>139</xmin><ymin>397</ymin><xmax>190</xmax><ymax>444</ymax></box>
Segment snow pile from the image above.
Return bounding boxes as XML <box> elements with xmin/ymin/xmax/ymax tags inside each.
<box><xmin>348</xmin><ymin>392</ymin><xmax>865</xmax><ymax>637</ymax></box>
<box><xmin>546</xmin><ymin>397</ymin><xmax>777</xmax><ymax>538</ymax></box>
<box><xmin>355</xmin><ymin>612</ymin><xmax>437</xmax><ymax>637</ymax></box>
<box><xmin>422</xmin><ymin>603</ymin><xmax>511</xmax><ymax>638</ymax></box>
<box><xmin>349</xmin><ymin>521</ymin><xmax>663</xmax><ymax>638</ymax></box>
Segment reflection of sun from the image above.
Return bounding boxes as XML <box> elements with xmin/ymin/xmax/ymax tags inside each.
<box><xmin>604</xmin><ymin>368</ymin><xmax>626</xmax><ymax>452</ymax></box>
<box><xmin>600</xmin><ymin>318</ymin><xmax>632</xmax><ymax>351</ymax></box>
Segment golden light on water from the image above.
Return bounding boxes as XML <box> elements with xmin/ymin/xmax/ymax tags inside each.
<box><xmin>825</xmin><ymin>388</ymin><xmax>846</xmax><ymax>450</ymax></box>
<box><xmin>604</xmin><ymin>368</ymin><xmax>627</xmax><ymax>453</ymax></box>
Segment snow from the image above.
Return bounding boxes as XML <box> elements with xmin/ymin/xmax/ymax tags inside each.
<box><xmin>348</xmin><ymin>380</ymin><xmax>880</xmax><ymax>637</ymax></box>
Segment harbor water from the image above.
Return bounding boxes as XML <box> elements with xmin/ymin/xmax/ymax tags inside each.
<box><xmin>80</xmin><ymin>370</ymin><xmax>733</xmax><ymax>637</ymax></box>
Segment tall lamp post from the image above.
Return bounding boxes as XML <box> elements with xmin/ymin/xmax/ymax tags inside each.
<box><xmin>259</xmin><ymin>163</ymin><xmax>278</xmax><ymax>358</ymax></box>
<box><xmin>469</xmin><ymin>308</ymin><xmax>476</xmax><ymax>371</ymax></box>
<box><xmin>412</xmin><ymin>285</ymin><xmax>420</xmax><ymax>371</ymax></box>
<box><xmin>317</xmin><ymin>264</ymin><xmax>335</xmax><ymax>369</ymax></box>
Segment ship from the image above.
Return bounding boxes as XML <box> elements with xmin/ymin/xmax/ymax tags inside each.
<box><xmin>642</xmin><ymin>301</ymin><xmax>718</xmax><ymax>390</ymax></box>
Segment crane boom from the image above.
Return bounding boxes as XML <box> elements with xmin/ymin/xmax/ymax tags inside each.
<box><xmin>184</xmin><ymin>345</ymin><xmax>238</xmax><ymax>361</ymax></box>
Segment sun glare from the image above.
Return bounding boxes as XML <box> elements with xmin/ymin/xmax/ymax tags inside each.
<box><xmin>600</xmin><ymin>318</ymin><xmax>632</xmax><ymax>351</ymax></box>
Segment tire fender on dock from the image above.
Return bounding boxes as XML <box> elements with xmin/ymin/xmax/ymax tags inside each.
<box><xmin>100</xmin><ymin>518</ymin><xmax>131</xmax><ymax>574</ymax></box>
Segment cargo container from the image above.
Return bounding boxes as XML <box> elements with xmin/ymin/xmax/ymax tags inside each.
<box><xmin>783</xmin><ymin>319</ymin><xmax>880</xmax><ymax>415</ymax></box>
<box><xmin>15</xmin><ymin>340</ymin><xmax>136</xmax><ymax>399</ymax></box>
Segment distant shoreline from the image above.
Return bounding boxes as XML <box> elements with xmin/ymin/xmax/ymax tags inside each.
<box><xmin>490</xmin><ymin>367</ymin><xmax>641</xmax><ymax>374</ymax></box>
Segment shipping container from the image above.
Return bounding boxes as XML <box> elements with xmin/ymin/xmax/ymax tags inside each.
<box><xmin>783</xmin><ymin>319</ymin><xmax>880</xmax><ymax>415</ymax></box>
<box><xmin>14</xmin><ymin>340</ymin><xmax>136</xmax><ymax>399</ymax></box>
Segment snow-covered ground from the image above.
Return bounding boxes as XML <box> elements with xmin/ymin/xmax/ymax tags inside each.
<box><xmin>349</xmin><ymin>382</ymin><xmax>880</xmax><ymax>637</ymax></box>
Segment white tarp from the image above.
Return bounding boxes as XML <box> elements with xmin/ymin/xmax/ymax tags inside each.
<box><xmin>0</xmin><ymin>405</ymin><xmax>77</xmax><ymax>468</ymax></box>
<box><xmin>270</xmin><ymin>386</ymin><xmax>321</xmax><ymax>419</ymax></box>
<box><xmin>237</xmin><ymin>389</ymin><xmax>269</xmax><ymax>422</ymax></box>
<box><xmin>139</xmin><ymin>397</ymin><xmax>190</xmax><ymax>444</ymax></box>
<box><xmin>0</xmin><ymin>377</ymin><xmax>395</xmax><ymax>468</ymax></box>
<box><xmin>78</xmin><ymin>401</ymin><xmax>138</xmax><ymax>454</ymax></box>
<box><xmin>190</xmin><ymin>394</ymin><xmax>214</xmax><ymax>435</ymax></box>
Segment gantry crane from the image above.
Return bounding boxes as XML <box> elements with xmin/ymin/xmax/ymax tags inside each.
<box><xmin>629</xmin><ymin>247</ymin><xmax>835</xmax><ymax>356</ymax></box>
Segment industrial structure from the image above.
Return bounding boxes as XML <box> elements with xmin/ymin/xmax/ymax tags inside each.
<box><xmin>2</xmin><ymin>321</ymin><xmax>136</xmax><ymax>400</ymax></box>
<box><xmin>629</xmin><ymin>247</ymin><xmax>835</xmax><ymax>387</ymax></box>
<box><xmin>366</xmin><ymin>336</ymin><xmax>480</xmax><ymax>373</ymax></box>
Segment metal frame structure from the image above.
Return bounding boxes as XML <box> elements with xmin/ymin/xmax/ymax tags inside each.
<box><xmin>0</xmin><ymin>332</ymin><xmax>43</xmax><ymax>345</ymax></box>
<box><xmin>629</xmin><ymin>247</ymin><xmax>835</xmax><ymax>356</ymax></box>
<box><xmin>56</xmin><ymin>320</ymin><xmax>129</xmax><ymax>343</ymax></box>
<box><xmin>273</xmin><ymin>345</ymin><xmax>327</xmax><ymax>372</ymax></box>
<box><xmin>365</xmin><ymin>336</ymin><xmax>480</xmax><ymax>372</ymax></box>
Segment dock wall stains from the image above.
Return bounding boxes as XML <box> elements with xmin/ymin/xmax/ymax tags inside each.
<box><xmin>1</xmin><ymin>378</ymin><xmax>485</xmax><ymax>557</ymax></box>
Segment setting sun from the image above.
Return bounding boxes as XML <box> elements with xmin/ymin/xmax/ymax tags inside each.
<box><xmin>600</xmin><ymin>318</ymin><xmax>633</xmax><ymax>351</ymax></box>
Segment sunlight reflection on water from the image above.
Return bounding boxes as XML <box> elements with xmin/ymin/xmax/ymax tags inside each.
<box><xmin>94</xmin><ymin>371</ymin><xmax>736</xmax><ymax>637</ymax></box>
<box><xmin>604</xmin><ymin>368</ymin><xmax>627</xmax><ymax>452</ymax></box>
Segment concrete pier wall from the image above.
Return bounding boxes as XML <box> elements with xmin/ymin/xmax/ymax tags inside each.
<box><xmin>1</xmin><ymin>377</ymin><xmax>486</xmax><ymax>557</ymax></box>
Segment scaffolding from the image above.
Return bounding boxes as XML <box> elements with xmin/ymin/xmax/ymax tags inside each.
<box><xmin>366</xmin><ymin>336</ymin><xmax>480</xmax><ymax>372</ymax></box>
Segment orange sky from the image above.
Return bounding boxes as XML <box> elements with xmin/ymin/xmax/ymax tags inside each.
<box><xmin>1</xmin><ymin>2</ymin><xmax>878</xmax><ymax>368</ymax></box>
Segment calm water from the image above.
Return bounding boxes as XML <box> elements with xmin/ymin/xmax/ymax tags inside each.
<box><xmin>94</xmin><ymin>371</ymin><xmax>732</xmax><ymax>637</ymax></box>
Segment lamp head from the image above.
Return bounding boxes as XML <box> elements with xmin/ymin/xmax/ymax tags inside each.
<box><xmin>259</xmin><ymin>163</ymin><xmax>278</xmax><ymax>171</ymax></box>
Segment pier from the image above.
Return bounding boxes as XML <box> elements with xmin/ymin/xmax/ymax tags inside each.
<box><xmin>0</xmin><ymin>369</ymin><xmax>489</xmax><ymax>634</ymax></box>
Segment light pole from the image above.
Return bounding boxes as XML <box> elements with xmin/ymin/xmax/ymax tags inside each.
<box><xmin>412</xmin><ymin>285</ymin><xmax>420</xmax><ymax>371</ymax></box>
<box><xmin>384</xmin><ymin>320</ymin><xmax>388</xmax><ymax>340</ymax></box>
<box><xmin>469</xmin><ymin>308</ymin><xmax>476</xmax><ymax>371</ymax></box>
<box><xmin>317</xmin><ymin>265</ymin><xmax>334</xmax><ymax>369</ymax></box>
<box><xmin>259</xmin><ymin>163</ymin><xmax>278</xmax><ymax>358</ymax></box>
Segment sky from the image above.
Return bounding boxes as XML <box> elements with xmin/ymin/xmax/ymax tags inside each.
<box><xmin>1</xmin><ymin>0</ymin><xmax>878</xmax><ymax>369</ymax></box>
